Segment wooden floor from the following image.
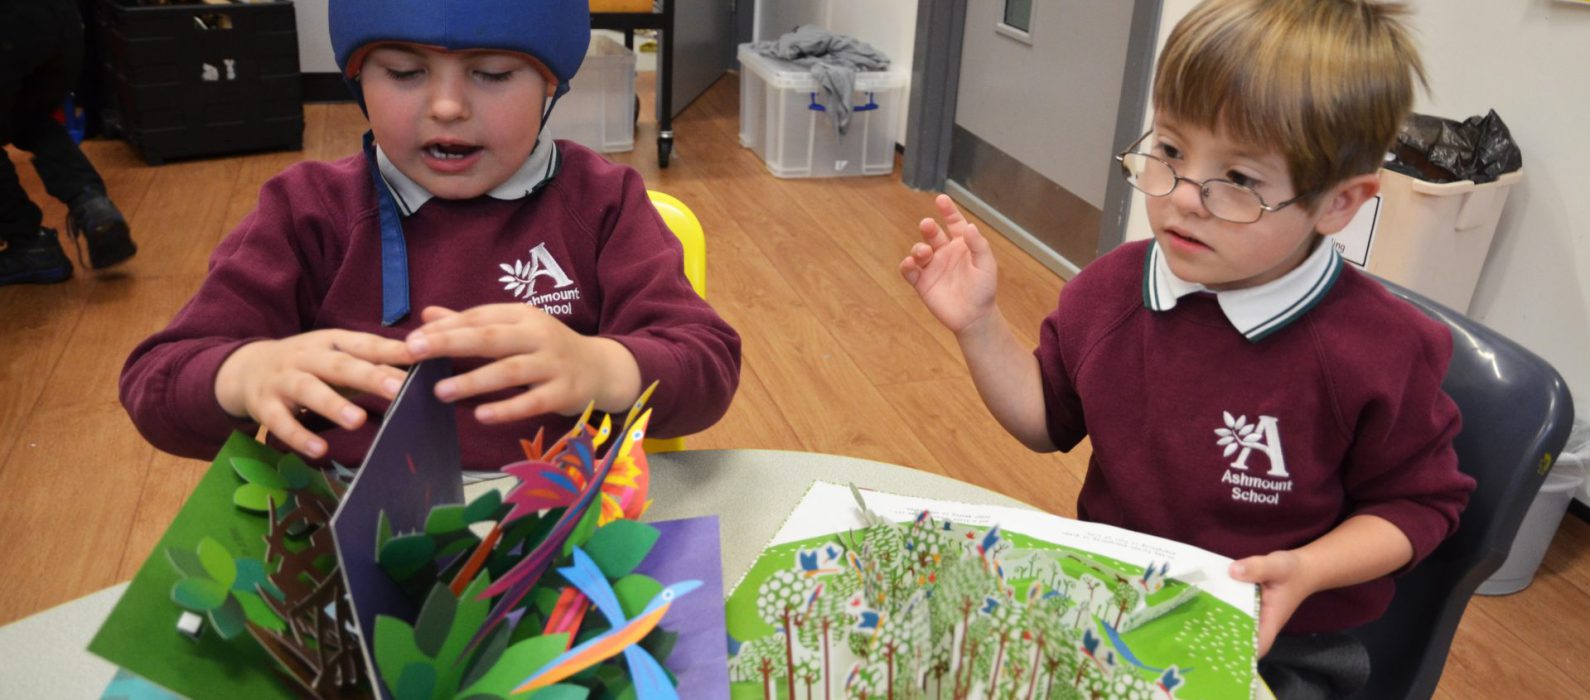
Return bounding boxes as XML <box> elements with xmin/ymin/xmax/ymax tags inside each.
<box><xmin>2</xmin><ymin>75</ymin><xmax>1585</xmax><ymax>697</ymax></box>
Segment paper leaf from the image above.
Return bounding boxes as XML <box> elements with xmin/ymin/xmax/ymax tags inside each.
<box><xmin>195</xmin><ymin>537</ymin><xmax>236</xmax><ymax>589</ymax></box>
<box><xmin>165</xmin><ymin>547</ymin><xmax>206</xmax><ymax>580</ymax></box>
<box><xmin>425</xmin><ymin>504</ymin><xmax>470</xmax><ymax>535</ymax></box>
<box><xmin>232</xmin><ymin>557</ymin><xmax>284</xmax><ymax>601</ymax></box>
<box><xmin>459</xmin><ymin>621</ymin><xmax>512</xmax><ymax>691</ymax></box>
<box><xmin>534</xmin><ymin>585</ymin><xmax>563</xmax><ymax>618</ymax></box>
<box><xmin>562</xmin><ymin>503</ymin><xmax>603</xmax><ymax>558</ymax></box>
<box><xmin>395</xmin><ymin>662</ymin><xmax>437</xmax><ymax>700</ymax></box>
<box><xmin>209</xmin><ymin>596</ymin><xmax>247</xmax><ymax>640</ymax></box>
<box><xmin>377</xmin><ymin>511</ymin><xmax>395</xmax><ymax>550</ymax></box>
<box><xmin>583</xmin><ymin>520</ymin><xmax>660</xmax><ymax>579</ymax></box>
<box><xmin>236</xmin><ymin>591</ymin><xmax>286</xmax><ymax>633</ymax></box>
<box><xmin>276</xmin><ymin>453</ymin><xmax>316</xmax><ymax>490</ymax></box>
<box><xmin>412</xmin><ymin>583</ymin><xmax>458</xmax><ymax>659</ymax></box>
<box><xmin>374</xmin><ymin>615</ymin><xmax>425</xmax><ymax>694</ymax></box>
<box><xmin>433</xmin><ymin>574</ymin><xmax>494</xmax><ymax>696</ymax></box>
<box><xmin>233</xmin><ymin>483</ymin><xmax>287</xmax><ymax>513</ymax></box>
<box><xmin>611</xmin><ymin>574</ymin><xmax>663</xmax><ymax>619</ymax></box>
<box><xmin>530</xmin><ymin>684</ymin><xmax>591</xmax><ymax>700</ymax></box>
<box><xmin>171</xmin><ymin>577</ymin><xmax>227</xmax><ymax>612</ymax></box>
<box><xmin>458</xmin><ymin>633</ymin><xmax>570</xmax><ymax>698</ymax></box>
<box><xmin>465</xmin><ymin>488</ymin><xmax>504</xmax><ymax>522</ymax></box>
<box><xmin>640</xmin><ymin>627</ymin><xmax>678</xmax><ymax>663</ymax></box>
<box><xmin>231</xmin><ymin>457</ymin><xmax>288</xmax><ymax>490</ymax></box>
<box><xmin>380</xmin><ymin>532</ymin><xmax>438</xmax><ymax>581</ymax></box>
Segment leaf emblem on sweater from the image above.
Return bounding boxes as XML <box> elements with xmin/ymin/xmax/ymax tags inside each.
<box><xmin>1214</xmin><ymin>411</ymin><xmax>1264</xmax><ymax>458</ymax></box>
<box><xmin>499</xmin><ymin>260</ymin><xmax>535</xmax><ymax>300</ymax></box>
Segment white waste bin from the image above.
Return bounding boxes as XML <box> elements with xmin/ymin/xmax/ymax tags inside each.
<box><xmin>1341</xmin><ymin>168</ymin><xmax>1523</xmax><ymax>313</ymax></box>
<box><xmin>1478</xmin><ymin>422</ymin><xmax>1589</xmax><ymax>595</ymax></box>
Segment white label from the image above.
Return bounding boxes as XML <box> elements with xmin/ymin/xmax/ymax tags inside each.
<box><xmin>835</xmin><ymin>159</ymin><xmax>850</xmax><ymax>172</ymax></box>
<box><xmin>1331</xmin><ymin>195</ymin><xmax>1381</xmax><ymax>267</ymax></box>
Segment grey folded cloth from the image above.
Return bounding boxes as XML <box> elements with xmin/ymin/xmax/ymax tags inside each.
<box><xmin>751</xmin><ymin>25</ymin><xmax>891</xmax><ymax>136</ymax></box>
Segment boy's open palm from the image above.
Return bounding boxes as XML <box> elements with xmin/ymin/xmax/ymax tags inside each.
<box><xmin>215</xmin><ymin>330</ymin><xmax>413</xmax><ymax>459</ymax></box>
<box><xmin>899</xmin><ymin>194</ymin><xmax>999</xmax><ymax>335</ymax></box>
<box><xmin>404</xmin><ymin>304</ymin><xmax>640</xmax><ymax>425</ymax></box>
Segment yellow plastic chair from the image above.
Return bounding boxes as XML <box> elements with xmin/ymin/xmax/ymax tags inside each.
<box><xmin>641</xmin><ymin>190</ymin><xmax>705</xmax><ymax>453</ymax></box>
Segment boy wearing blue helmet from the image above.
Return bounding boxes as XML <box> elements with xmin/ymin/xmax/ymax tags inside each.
<box><xmin>121</xmin><ymin>0</ymin><xmax>741</xmax><ymax>468</ymax></box>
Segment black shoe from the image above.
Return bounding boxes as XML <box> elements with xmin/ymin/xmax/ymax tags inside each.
<box><xmin>67</xmin><ymin>190</ymin><xmax>137</xmax><ymax>270</ymax></box>
<box><xmin>0</xmin><ymin>228</ymin><xmax>73</xmax><ymax>286</ymax></box>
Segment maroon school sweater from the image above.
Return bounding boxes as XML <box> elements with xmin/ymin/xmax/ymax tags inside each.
<box><xmin>120</xmin><ymin>142</ymin><xmax>740</xmax><ymax>470</ymax></box>
<box><xmin>1035</xmin><ymin>240</ymin><xmax>1473</xmax><ymax>634</ymax></box>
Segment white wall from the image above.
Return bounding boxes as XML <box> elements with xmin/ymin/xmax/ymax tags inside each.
<box><xmin>294</xmin><ymin>0</ymin><xmax>337</xmax><ymax>73</ymax></box>
<box><xmin>1127</xmin><ymin>0</ymin><xmax>1590</xmax><ymax>499</ymax></box>
<box><xmin>752</xmin><ymin>0</ymin><xmax>917</xmax><ymax>147</ymax></box>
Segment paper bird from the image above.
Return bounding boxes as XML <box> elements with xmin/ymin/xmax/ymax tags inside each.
<box><xmin>513</xmin><ymin>547</ymin><xmax>701</xmax><ymax>697</ymax></box>
<box><xmin>1157</xmin><ymin>665</ymin><xmax>1184</xmax><ymax>693</ymax></box>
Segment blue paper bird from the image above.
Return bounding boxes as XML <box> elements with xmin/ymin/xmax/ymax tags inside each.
<box><xmin>1158</xmin><ymin>666</ymin><xmax>1184</xmax><ymax>692</ymax></box>
<box><xmin>1082</xmin><ymin>628</ymin><xmax>1103</xmax><ymax>656</ymax></box>
<box><xmin>797</xmin><ymin>549</ymin><xmax>820</xmax><ymax>571</ymax></box>
<box><xmin>981</xmin><ymin>596</ymin><xmax>1000</xmax><ymax>615</ymax></box>
<box><xmin>513</xmin><ymin>547</ymin><xmax>701</xmax><ymax>697</ymax></box>
<box><xmin>978</xmin><ymin>525</ymin><xmax>1002</xmax><ymax>557</ymax></box>
<box><xmin>1101</xmin><ymin>620</ymin><xmax>1171</xmax><ymax>674</ymax></box>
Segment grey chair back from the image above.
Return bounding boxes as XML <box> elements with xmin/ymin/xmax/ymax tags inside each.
<box><xmin>1345</xmin><ymin>280</ymin><xmax>1575</xmax><ymax>699</ymax></box>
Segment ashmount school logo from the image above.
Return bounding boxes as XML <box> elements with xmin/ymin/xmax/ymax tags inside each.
<box><xmin>497</xmin><ymin>242</ymin><xmax>582</xmax><ymax>317</ymax></box>
<box><xmin>1214</xmin><ymin>411</ymin><xmax>1292</xmax><ymax>506</ymax></box>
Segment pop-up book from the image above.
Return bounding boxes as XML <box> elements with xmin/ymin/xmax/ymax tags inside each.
<box><xmin>90</xmin><ymin>359</ymin><xmax>729</xmax><ymax>700</ymax></box>
<box><xmin>725</xmin><ymin>482</ymin><xmax>1260</xmax><ymax>700</ymax></box>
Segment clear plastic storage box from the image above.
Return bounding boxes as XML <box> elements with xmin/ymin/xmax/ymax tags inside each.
<box><xmin>544</xmin><ymin>34</ymin><xmax>635</xmax><ymax>153</ymax></box>
<box><xmin>738</xmin><ymin>44</ymin><xmax>905</xmax><ymax>178</ymax></box>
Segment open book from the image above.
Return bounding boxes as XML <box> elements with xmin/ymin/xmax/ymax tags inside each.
<box><xmin>725</xmin><ymin>481</ymin><xmax>1261</xmax><ymax>700</ymax></box>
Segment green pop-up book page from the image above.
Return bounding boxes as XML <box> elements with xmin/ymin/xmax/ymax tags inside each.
<box><xmin>88</xmin><ymin>432</ymin><xmax>300</xmax><ymax>699</ymax></box>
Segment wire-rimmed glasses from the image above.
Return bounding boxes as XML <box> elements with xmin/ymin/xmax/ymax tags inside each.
<box><xmin>1114</xmin><ymin>131</ymin><xmax>1307</xmax><ymax>224</ymax></box>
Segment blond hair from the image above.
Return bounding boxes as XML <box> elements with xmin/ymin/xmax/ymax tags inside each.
<box><xmin>1153</xmin><ymin>0</ymin><xmax>1427</xmax><ymax>208</ymax></box>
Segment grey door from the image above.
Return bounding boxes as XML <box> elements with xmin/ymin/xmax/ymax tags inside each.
<box><xmin>908</xmin><ymin>0</ymin><xmax>1159</xmax><ymax>275</ymax></box>
<box><xmin>670</xmin><ymin>0</ymin><xmax>736</xmax><ymax>116</ymax></box>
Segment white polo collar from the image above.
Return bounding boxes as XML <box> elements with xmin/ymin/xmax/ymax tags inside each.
<box><xmin>1142</xmin><ymin>238</ymin><xmax>1344</xmax><ymax>342</ymax></box>
<box><xmin>374</xmin><ymin>137</ymin><xmax>560</xmax><ymax>216</ymax></box>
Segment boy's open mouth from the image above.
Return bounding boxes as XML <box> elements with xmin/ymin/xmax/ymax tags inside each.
<box><xmin>425</xmin><ymin>142</ymin><xmax>483</xmax><ymax>160</ymax></box>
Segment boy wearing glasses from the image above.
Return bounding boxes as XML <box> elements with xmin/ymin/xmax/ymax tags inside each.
<box><xmin>900</xmin><ymin>0</ymin><xmax>1473</xmax><ymax>696</ymax></box>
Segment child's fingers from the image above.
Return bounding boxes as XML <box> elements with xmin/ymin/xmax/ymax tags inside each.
<box><xmin>408</xmin><ymin>323</ymin><xmax>539</xmax><ymax>360</ymax></box>
<box><xmin>935</xmin><ymin>194</ymin><xmax>968</xmax><ymax>227</ymax></box>
<box><xmin>419</xmin><ymin>305</ymin><xmax>461</xmax><ymax>323</ymax></box>
<box><xmin>899</xmin><ymin>256</ymin><xmax>922</xmax><ymax>286</ymax></box>
<box><xmin>282</xmin><ymin>372</ymin><xmax>370</xmax><ymax>431</ymax></box>
<box><xmin>474</xmin><ymin>382</ymin><xmax>568</xmax><ymax>424</ymax></box>
<box><xmin>1228</xmin><ymin>555</ymin><xmax>1271</xmax><ymax>583</ymax></box>
<box><xmin>305</xmin><ymin>348</ymin><xmax>406</xmax><ymax>400</ymax></box>
<box><xmin>254</xmin><ymin>400</ymin><xmax>327</xmax><ymax>459</ymax></box>
<box><xmin>326</xmin><ymin>331</ymin><xmax>414</xmax><ymax>371</ymax></box>
<box><xmin>435</xmin><ymin>354</ymin><xmax>554</xmax><ymax>403</ymax></box>
<box><xmin>918</xmin><ymin>217</ymin><xmax>951</xmax><ymax>250</ymax></box>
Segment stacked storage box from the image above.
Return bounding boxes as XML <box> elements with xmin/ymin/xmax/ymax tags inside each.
<box><xmin>99</xmin><ymin>0</ymin><xmax>303</xmax><ymax>165</ymax></box>
<box><xmin>544</xmin><ymin>34</ymin><xmax>637</xmax><ymax>154</ymax></box>
<box><xmin>738</xmin><ymin>44</ymin><xmax>906</xmax><ymax>178</ymax></box>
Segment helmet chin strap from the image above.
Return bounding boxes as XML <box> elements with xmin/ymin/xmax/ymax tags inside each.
<box><xmin>362</xmin><ymin>130</ymin><xmax>411</xmax><ymax>326</ymax></box>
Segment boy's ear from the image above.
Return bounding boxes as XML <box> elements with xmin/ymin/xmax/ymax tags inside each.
<box><xmin>1314</xmin><ymin>173</ymin><xmax>1381</xmax><ymax>235</ymax></box>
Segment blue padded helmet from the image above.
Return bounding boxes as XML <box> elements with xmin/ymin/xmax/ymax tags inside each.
<box><xmin>329</xmin><ymin>0</ymin><xmax>590</xmax><ymax>106</ymax></box>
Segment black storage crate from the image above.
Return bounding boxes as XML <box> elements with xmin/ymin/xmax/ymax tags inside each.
<box><xmin>99</xmin><ymin>0</ymin><xmax>303</xmax><ymax>165</ymax></box>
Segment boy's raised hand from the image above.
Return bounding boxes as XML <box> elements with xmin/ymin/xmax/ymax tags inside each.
<box><xmin>215</xmin><ymin>330</ymin><xmax>413</xmax><ymax>459</ymax></box>
<box><xmin>899</xmin><ymin>194</ymin><xmax>1000</xmax><ymax>336</ymax></box>
<box><xmin>403</xmin><ymin>304</ymin><xmax>642</xmax><ymax>424</ymax></box>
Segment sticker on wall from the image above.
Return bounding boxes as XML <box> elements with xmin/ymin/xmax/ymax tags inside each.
<box><xmin>1331</xmin><ymin>194</ymin><xmax>1381</xmax><ymax>268</ymax></box>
